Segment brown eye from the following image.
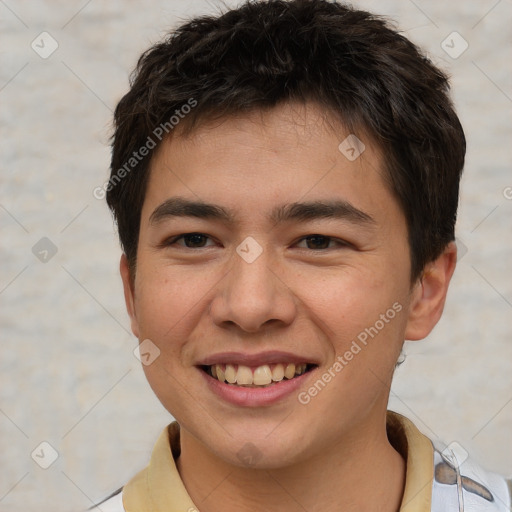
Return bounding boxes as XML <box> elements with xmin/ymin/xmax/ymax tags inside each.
<box><xmin>182</xmin><ymin>233</ymin><xmax>209</xmax><ymax>247</ymax></box>
<box><xmin>296</xmin><ymin>235</ymin><xmax>333</xmax><ymax>250</ymax></box>
<box><xmin>165</xmin><ymin>233</ymin><xmax>215</xmax><ymax>248</ymax></box>
<box><xmin>306</xmin><ymin>235</ymin><xmax>330</xmax><ymax>249</ymax></box>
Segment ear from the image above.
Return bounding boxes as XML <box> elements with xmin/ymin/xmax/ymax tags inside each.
<box><xmin>120</xmin><ymin>253</ymin><xmax>140</xmax><ymax>339</ymax></box>
<box><xmin>404</xmin><ymin>241</ymin><xmax>457</xmax><ymax>341</ymax></box>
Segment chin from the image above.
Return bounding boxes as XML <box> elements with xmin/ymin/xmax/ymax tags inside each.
<box><xmin>220</xmin><ymin>440</ymin><xmax>304</xmax><ymax>470</ymax></box>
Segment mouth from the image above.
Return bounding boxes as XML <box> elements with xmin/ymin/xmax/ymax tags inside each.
<box><xmin>200</xmin><ymin>362</ymin><xmax>317</xmax><ymax>388</ymax></box>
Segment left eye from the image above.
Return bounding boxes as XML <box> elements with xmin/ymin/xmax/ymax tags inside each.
<box><xmin>295</xmin><ymin>235</ymin><xmax>347</xmax><ymax>250</ymax></box>
<box><xmin>167</xmin><ymin>233</ymin><xmax>216</xmax><ymax>248</ymax></box>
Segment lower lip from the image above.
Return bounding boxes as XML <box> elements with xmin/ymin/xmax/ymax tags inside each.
<box><xmin>199</xmin><ymin>367</ymin><xmax>316</xmax><ymax>407</ymax></box>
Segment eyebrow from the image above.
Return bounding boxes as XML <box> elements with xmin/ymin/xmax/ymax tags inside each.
<box><xmin>149</xmin><ymin>197</ymin><xmax>375</xmax><ymax>227</ymax></box>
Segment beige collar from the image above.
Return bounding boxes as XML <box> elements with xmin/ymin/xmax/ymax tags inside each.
<box><xmin>123</xmin><ymin>411</ymin><xmax>434</xmax><ymax>511</ymax></box>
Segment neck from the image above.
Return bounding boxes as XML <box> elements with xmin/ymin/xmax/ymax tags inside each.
<box><xmin>176</xmin><ymin>413</ymin><xmax>405</xmax><ymax>512</ymax></box>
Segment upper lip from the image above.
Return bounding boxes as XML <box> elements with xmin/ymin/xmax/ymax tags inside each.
<box><xmin>197</xmin><ymin>351</ymin><xmax>320</xmax><ymax>367</ymax></box>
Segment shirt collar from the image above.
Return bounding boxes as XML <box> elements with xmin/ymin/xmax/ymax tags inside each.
<box><xmin>123</xmin><ymin>411</ymin><xmax>434</xmax><ymax>511</ymax></box>
<box><xmin>387</xmin><ymin>411</ymin><xmax>434</xmax><ymax>511</ymax></box>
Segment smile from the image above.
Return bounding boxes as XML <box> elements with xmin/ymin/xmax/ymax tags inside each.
<box><xmin>202</xmin><ymin>363</ymin><xmax>316</xmax><ymax>387</ymax></box>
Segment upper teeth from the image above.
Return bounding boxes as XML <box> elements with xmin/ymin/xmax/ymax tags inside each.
<box><xmin>209</xmin><ymin>363</ymin><xmax>308</xmax><ymax>386</ymax></box>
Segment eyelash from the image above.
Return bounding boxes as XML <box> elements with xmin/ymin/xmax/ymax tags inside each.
<box><xmin>162</xmin><ymin>232</ymin><xmax>351</xmax><ymax>251</ymax></box>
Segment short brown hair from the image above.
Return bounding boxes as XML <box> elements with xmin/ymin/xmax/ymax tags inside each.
<box><xmin>106</xmin><ymin>0</ymin><xmax>466</xmax><ymax>281</ymax></box>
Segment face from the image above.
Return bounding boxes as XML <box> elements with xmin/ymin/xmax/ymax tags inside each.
<box><xmin>121</xmin><ymin>102</ymin><xmax>443</xmax><ymax>469</ymax></box>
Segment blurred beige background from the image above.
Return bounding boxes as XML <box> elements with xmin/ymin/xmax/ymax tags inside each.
<box><xmin>1</xmin><ymin>1</ymin><xmax>511</xmax><ymax>510</ymax></box>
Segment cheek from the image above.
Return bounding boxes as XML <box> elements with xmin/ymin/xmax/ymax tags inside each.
<box><xmin>292</xmin><ymin>266</ymin><xmax>408</xmax><ymax>398</ymax></box>
<box><xmin>293</xmin><ymin>266</ymin><xmax>401</xmax><ymax>341</ymax></box>
<box><xmin>297</xmin><ymin>274</ymin><xmax>407</xmax><ymax>425</ymax></box>
<box><xmin>133</xmin><ymin>264</ymin><xmax>211</xmax><ymax>355</ymax></box>
<box><xmin>134</xmin><ymin>266</ymin><xmax>212</xmax><ymax>412</ymax></box>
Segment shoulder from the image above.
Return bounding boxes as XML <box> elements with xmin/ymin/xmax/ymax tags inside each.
<box><xmin>431</xmin><ymin>442</ymin><xmax>511</xmax><ymax>511</ymax></box>
<box><xmin>88</xmin><ymin>488</ymin><xmax>125</xmax><ymax>512</ymax></box>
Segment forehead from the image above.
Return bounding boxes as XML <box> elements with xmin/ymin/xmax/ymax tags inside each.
<box><xmin>173</xmin><ymin>102</ymin><xmax>370</xmax><ymax>161</ymax></box>
<box><xmin>141</xmin><ymin>102</ymin><xmax>398</xmax><ymax>227</ymax></box>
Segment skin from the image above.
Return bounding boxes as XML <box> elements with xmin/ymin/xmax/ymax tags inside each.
<box><xmin>121</xmin><ymin>102</ymin><xmax>457</xmax><ymax>512</ymax></box>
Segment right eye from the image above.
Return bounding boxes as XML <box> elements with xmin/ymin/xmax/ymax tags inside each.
<box><xmin>164</xmin><ymin>233</ymin><xmax>217</xmax><ymax>249</ymax></box>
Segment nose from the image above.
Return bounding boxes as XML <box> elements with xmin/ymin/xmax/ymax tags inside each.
<box><xmin>209</xmin><ymin>244</ymin><xmax>297</xmax><ymax>333</ymax></box>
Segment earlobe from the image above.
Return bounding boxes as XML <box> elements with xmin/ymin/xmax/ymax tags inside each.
<box><xmin>404</xmin><ymin>242</ymin><xmax>457</xmax><ymax>341</ymax></box>
<box><xmin>120</xmin><ymin>254</ymin><xmax>140</xmax><ymax>338</ymax></box>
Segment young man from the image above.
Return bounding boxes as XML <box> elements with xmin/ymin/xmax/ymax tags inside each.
<box><xmin>95</xmin><ymin>0</ymin><xmax>511</xmax><ymax>510</ymax></box>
